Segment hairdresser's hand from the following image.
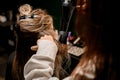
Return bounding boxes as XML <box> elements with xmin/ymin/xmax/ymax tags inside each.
<box><xmin>31</xmin><ymin>35</ymin><xmax>54</xmax><ymax>51</ymax></box>
<box><xmin>39</xmin><ymin>35</ymin><xmax>54</xmax><ymax>42</ymax></box>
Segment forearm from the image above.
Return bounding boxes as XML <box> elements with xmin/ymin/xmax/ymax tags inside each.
<box><xmin>24</xmin><ymin>40</ymin><xmax>58</xmax><ymax>80</ymax></box>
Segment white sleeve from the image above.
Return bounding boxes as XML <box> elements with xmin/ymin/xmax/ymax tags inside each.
<box><xmin>24</xmin><ymin>40</ymin><xmax>58</xmax><ymax>80</ymax></box>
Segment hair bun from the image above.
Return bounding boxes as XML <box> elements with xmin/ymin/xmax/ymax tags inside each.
<box><xmin>19</xmin><ymin>4</ymin><xmax>32</xmax><ymax>15</ymax></box>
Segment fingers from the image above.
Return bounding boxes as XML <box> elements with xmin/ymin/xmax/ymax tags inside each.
<box><xmin>31</xmin><ymin>35</ymin><xmax>54</xmax><ymax>51</ymax></box>
<box><xmin>31</xmin><ymin>45</ymin><xmax>38</xmax><ymax>51</ymax></box>
<box><xmin>38</xmin><ymin>35</ymin><xmax>54</xmax><ymax>42</ymax></box>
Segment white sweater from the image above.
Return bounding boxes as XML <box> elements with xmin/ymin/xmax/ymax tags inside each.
<box><xmin>24</xmin><ymin>40</ymin><xmax>59</xmax><ymax>80</ymax></box>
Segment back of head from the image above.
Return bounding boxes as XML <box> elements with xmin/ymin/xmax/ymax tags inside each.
<box><xmin>70</xmin><ymin>0</ymin><xmax>119</xmax><ymax>80</ymax></box>
<box><xmin>12</xmin><ymin>4</ymin><xmax>70</xmax><ymax>80</ymax></box>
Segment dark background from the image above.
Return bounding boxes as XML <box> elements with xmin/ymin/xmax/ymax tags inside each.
<box><xmin>0</xmin><ymin>0</ymin><xmax>62</xmax><ymax>29</ymax></box>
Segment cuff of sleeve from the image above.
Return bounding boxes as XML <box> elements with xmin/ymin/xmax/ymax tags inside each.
<box><xmin>36</xmin><ymin>40</ymin><xmax>58</xmax><ymax>60</ymax></box>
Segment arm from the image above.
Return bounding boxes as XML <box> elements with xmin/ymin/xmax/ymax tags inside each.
<box><xmin>24</xmin><ymin>35</ymin><xmax>58</xmax><ymax>80</ymax></box>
